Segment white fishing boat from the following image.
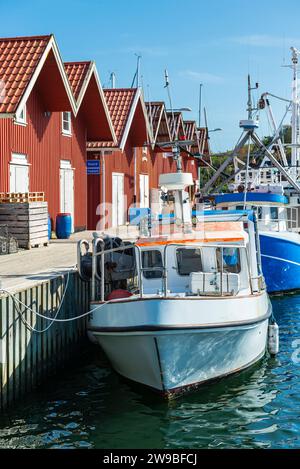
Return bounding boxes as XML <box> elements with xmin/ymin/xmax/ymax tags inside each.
<box><xmin>78</xmin><ymin>170</ymin><xmax>277</xmax><ymax>397</ymax></box>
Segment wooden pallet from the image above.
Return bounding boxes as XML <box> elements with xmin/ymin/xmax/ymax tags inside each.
<box><xmin>0</xmin><ymin>192</ymin><xmax>45</xmax><ymax>203</ymax></box>
<box><xmin>0</xmin><ymin>201</ymin><xmax>49</xmax><ymax>249</ymax></box>
<box><xmin>27</xmin><ymin>240</ymin><xmax>49</xmax><ymax>250</ymax></box>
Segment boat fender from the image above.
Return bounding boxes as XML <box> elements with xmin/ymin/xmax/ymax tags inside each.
<box><xmin>107</xmin><ymin>289</ymin><xmax>133</xmax><ymax>300</ymax></box>
<box><xmin>268</xmin><ymin>322</ymin><xmax>279</xmax><ymax>355</ymax></box>
<box><xmin>87</xmin><ymin>330</ymin><xmax>98</xmax><ymax>345</ymax></box>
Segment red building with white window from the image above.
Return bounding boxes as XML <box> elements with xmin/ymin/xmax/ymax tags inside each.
<box><xmin>87</xmin><ymin>88</ymin><xmax>152</xmax><ymax>230</ymax></box>
<box><xmin>0</xmin><ymin>34</ymin><xmax>115</xmax><ymax>231</ymax></box>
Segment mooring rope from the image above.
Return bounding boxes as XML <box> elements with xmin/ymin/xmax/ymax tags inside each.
<box><xmin>0</xmin><ymin>272</ymin><xmax>111</xmax><ymax>334</ymax></box>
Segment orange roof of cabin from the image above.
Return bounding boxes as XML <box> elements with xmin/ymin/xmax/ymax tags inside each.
<box><xmin>87</xmin><ymin>88</ymin><xmax>148</xmax><ymax>150</ymax></box>
<box><xmin>145</xmin><ymin>101</ymin><xmax>171</xmax><ymax>146</ymax></box>
<box><xmin>64</xmin><ymin>61</ymin><xmax>91</xmax><ymax>100</ymax></box>
<box><xmin>136</xmin><ymin>221</ymin><xmax>246</xmax><ymax>246</ymax></box>
<box><xmin>64</xmin><ymin>61</ymin><xmax>115</xmax><ymax>141</ymax></box>
<box><xmin>0</xmin><ymin>35</ymin><xmax>51</xmax><ymax>113</ymax></box>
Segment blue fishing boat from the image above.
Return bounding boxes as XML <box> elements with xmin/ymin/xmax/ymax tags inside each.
<box><xmin>213</xmin><ymin>191</ymin><xmax>300</xmax><ymax>293</ymax></box>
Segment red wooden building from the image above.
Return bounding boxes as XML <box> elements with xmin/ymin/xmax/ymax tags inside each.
<box><xmin>0</xmin><ymin>34</ymin><xmax>115</xmax><ymax>232</ymax></box>
<box><xmin>87</xmin><ymin>88</ymin><xmax>152</xmax><ymax>230</ymax></box>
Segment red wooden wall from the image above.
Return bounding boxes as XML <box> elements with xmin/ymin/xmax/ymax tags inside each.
<box><xmin>0</xmin><ymin>86</ymin><xmax>87</xmax><ymax>231</ymax></box>
<box><xmin>87</xmin><ymin>143</ymin><xmax>199</xmax><ymax>230</ymax></box>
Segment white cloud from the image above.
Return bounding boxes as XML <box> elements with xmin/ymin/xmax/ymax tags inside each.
<box><xmin>231</xmin><ymin>35</ymin><xmax>300</xmax><ymax>48</ymax></box>
<box><xmin>179</xmin><ymin>70</ymin><xmax>224</xmax><ymax>84</ymax></box>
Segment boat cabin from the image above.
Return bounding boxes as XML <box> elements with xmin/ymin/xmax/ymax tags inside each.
<box><xmin>134</xmin><ymin>212</ymin><xmax>262</xmax><ymax>298</ymax></box>
<box><xmin>214</xmin><ymin>192</ymin><xmax>297</xmax><ymax>233</ymax></box>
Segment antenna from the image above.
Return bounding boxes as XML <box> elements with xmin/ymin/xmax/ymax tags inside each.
<box><xmin>164</xmin><ymin>69</ymin><xmax>177</xmax><ymax>140</ymax></box>
<box><xmin>247</xmin><ymin>75</ymin><xmax>259</xmax><ymax>119</ymax></box>
<box><xmin>110</xmin><ymin>72</ymin><xmax>116</xmax><ymax>89</ymax></box>
<box><xmin>199</xmin><ymin>83</ymin><xmax>203</xmax><ymax>127</ymax></box>
<box><xmin>290</xmin><ymin>47</ymin><xmax>300</xmax><ymax>179</ymax></box>
<box><xmin>164</xmin><ymin>69</ymin><xmax>169</xmax><ymax>88</ymax></box>
<box><xmin>204</xmin><ymin>106</ymin><xmax>208</xmax><ymax>129</ymax></box>
<box><xmin>131</xmin><ymin>54</ymin><xmax>142</xmax><ymax>88</ymax></box>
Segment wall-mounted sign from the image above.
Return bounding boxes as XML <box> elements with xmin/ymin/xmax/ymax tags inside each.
<box><xmin>87</xmin><ymin>160</ymin><xmax>100</xmax><ymax>175</ymax></box>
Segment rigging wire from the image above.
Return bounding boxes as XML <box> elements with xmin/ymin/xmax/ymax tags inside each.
<box><xmin>263</xmin><ymin>92</ymin><xmax>291</xmax><ymax>104</ymax></box>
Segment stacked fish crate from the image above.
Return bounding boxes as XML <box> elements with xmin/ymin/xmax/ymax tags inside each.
<box><xmin>0</xmin><ymin>192</ymin><xmax>49</xmax><ymax>249</ymax></box>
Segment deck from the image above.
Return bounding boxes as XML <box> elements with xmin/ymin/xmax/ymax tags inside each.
<box><xmin>0</xmin><ymin>227</ymin><xmax>139</xmax><ymax>293</ymax></box>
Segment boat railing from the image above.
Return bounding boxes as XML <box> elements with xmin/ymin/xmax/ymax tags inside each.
<box><xmin>236</xmin><ymin>167</ymin><xmax>300</xmax><ymax>188</ymax></box>
<box><xmin>88</xmin><ymin>239</ymin><xmax>265</xmax><ymax>302</ymax></box>
<box><xmin>257</xmin><ymin>213</ymin><xmax>299</xmax><ymax>232</ymax></box>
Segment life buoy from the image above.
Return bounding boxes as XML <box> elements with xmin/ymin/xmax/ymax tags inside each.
<box><xmin>107</xmin><ymin>289</ymin><xmax>133</xmax><ymax>300</ymax></box>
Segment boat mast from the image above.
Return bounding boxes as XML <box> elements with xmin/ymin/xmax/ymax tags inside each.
<box><xmin>291</xmin><ymin>47</ymin><xmax>300</xmax><ymax>180</ymax></box>
<box><xmin>247</xmin><ymin>74</ymin><xmax>253</xmax><ymax>120</ymax></box>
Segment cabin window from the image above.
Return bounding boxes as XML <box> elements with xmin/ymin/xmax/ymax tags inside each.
<box><xmin>142</xmin><ymin>250</ymin><xmax>163</xmax><ymax>279</ymax></box>
<box><xmin>15</xmin><ymin>105</ymin><xmax>26</xmax><ymax>125</ymax></box>
<box><xmin>176</xmin><ymin>248</ymin><xmax>203</xmax><ymax>276</ymax></box>
<box><xmin>270</xmin><ymin>207</ymin><xmax>278</xmax><ymax>220</ymax></box>
<box><xmin>236</xmin><ymin>205</ymin><xmax>244</xmax><ymax>211</ymax></box>
<box><xmin>248</xmin><ymin>205</ymin><xmax>262</xmax><ymax>219</ymax></box>
<box><xmin>216</xmin><ymin>248</ymin><xmax>241</xmax><ymax>274</ymax></box>
<box><xmin>62</xmin><ymin>112</ymin><xmax>72</xmax><ymax>135</ymax></box>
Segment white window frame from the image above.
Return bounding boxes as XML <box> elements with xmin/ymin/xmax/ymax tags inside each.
<box><xmin>15</xmin><ymin>104</ymin><xmax>27</xmax><ymax>126</ymax></box>
<box><xmin>62</xmin><ymin>111</ymin><xmax>72</xmax><ymax>136</ymax></box>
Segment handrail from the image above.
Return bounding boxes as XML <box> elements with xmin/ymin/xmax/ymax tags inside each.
<box><xmin>88</xmin><ymin>238</ymin><xmax>260</xmax><ymax>301</ymax></box>
<box><xmin>92</xmin><ymin>237</ymin><xmax>105</xmax><ymax>302</ymax></box>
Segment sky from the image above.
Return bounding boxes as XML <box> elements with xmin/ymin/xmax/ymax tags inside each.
<box><xmin>1</xmin><ymin>0</ymin><xmax>300</xmax><ymax>152</ymax></box>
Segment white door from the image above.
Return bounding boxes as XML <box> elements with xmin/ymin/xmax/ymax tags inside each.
<box><xmin>10</xmin><ymin>153</ymin><xmax>29</xmax><ymax>192</ymax></box>
<box><xmin>112</xmin><ymin>173</ymin><xmax>124</xmax><ymax>227</ymax></box>
<box><xmin>60</xmin><ymin>160</ymin><xmax>74</xmax><ymax>232</ymax></box>
<box><xmin>140</xmin><ymin>174</ymin><xmax>149</xmax><ymax>208</ymax></box>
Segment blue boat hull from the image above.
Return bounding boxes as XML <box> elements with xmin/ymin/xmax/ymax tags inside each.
<box><xmin>260</xmin><ymin>233</ymin><xmax>300</xmax><ymax>293</ymax></box>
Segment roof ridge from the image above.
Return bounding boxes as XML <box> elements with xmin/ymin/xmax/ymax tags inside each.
<box><xmin>0</xmin><ymin>34</ymin><xmax>52</xmax><ymax>42</ymax></box>
<box><xmin>64</xmin><ymin>60</ymin><xmax>92</xmax><ymax>66</ymax></box>
<box><xmin>103</xmin><ymin>87</ymin><xmax>137</xmax><ymax>92</ymax></box>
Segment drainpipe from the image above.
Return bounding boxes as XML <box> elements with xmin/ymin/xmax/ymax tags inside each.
<box><xmin>101</xmin><ymin>150</ymin><xmax>106</xmax><ymax>231</ymax></box>
<box><xmin>133</xmin><ymin>147</ymin><xmax>137</xmax><ymax>205</ymax></box>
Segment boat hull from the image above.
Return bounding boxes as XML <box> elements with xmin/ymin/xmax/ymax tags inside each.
<box><xmin>92</xmin><ymin>322</ymin><xmax>268</xmax><ymax>396</ymax></box>
<box><xmin>260</xmin><ymin>232</ymin><xmax>300</xmax><ymax>293</ymax></box>
<box><xmin>88</xmin><ymin>295</ymin><xmax>270</xmax><ymax>396</ymax></box>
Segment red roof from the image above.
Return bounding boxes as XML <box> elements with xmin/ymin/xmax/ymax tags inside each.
<box><xmin>64</xmin><ymin>61</ymin><xmax>91</xmax><ymax>100</ymax></box>
<box><xmin>190</xmin><ymin>127</ymin><xmax>211</xmax><ymax>166</ymax></box>
<box><xmin>87</xmin><ymin>88</ymin><xmax>136</xmax><ymax>149</ymax></box>
<box><xmin>145</xmin><ymin>101</ymin><xmax>171</xmax><ymax>145</ymax></box>
<box><xmin>197</xmin><ymin>127</ymin><xmax>210</xmax><ymax>155</ymax></box>
<box><xmin>184</xmin><ymin>121</ymin><xmax>196</xmax><ymax>141</ymax></box>
<box><xmin>64</xmin><ymin>61</ymin><xmax>115</xmax><ymax>142</ymax></box>
<box><xmin>166</xmin><ymin>111</ymin><xmax>185</xmax><ymax>141</ymax></box>
<box><xmin>0</xmin><ymin>35</ymin><xmax>51</xmax><ymax>114</ymax></box>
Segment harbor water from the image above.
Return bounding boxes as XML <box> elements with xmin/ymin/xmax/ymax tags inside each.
<box><xmin>0</xmin><ymin>294</ymin><xmax>300</xmax><ymax>449</ymax></box>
